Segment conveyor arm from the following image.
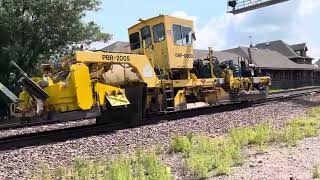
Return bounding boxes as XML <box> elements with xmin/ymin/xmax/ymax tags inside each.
<box><xmin>0</xmin><ymin>82</ymin><xmax>18</xmax><ymax>104</ymax></box>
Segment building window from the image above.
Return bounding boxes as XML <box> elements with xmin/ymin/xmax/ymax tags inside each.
<box><xmin>141</xmin><ymin>26</ymin><xmax>152</xmax><ymax>47</ymax></box>
<box><xmin>129</xmin><ymin>32</ymin><xmax>140</xmax><ymax>50</ymax></box>
<box><xmin>172</xmin><ymin>24</ymin><xmax>193</xmax><ymax>46</ymax></box>
<box><xmin>152</xmin><ymin>23</ymin><xmax>165</xmax><ymax>43</ymax></box>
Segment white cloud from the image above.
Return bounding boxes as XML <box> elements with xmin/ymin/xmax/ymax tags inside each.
<box><xmin>196</xmin><ymin>13</ymin><xmax>246</xmax><ymax>50</ymax></box>
<box><xmin>171</xmin><ymin>11</ymin><xmax>198</xmax><ymax>22</ymax></box>
<box><xmin>309</xmin><ymin>44</ymin><xmax>320</xmax><ymax>61</ymax></box>
<box><xmin>298</xmin><ymin>0</ymin><xmax>320</xmax><ymax>16</ymax></box>
<box><xmin>89</xmin><ymin>41</ymin><xmax>108</xmax><ymax>50</ymax></box>
<box><xmin>171</xmin><ymin>0</ymin><xmax>320</xmax><ymax>59</ymax></box>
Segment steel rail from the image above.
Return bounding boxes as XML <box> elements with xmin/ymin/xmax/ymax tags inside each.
<box><xmin>269</xmin><ymin>86</ymin><xmax>320</xmax><ymax>95</ymax></box>
<box><xmin>0</xmin><ymin>89</ymin><xmax>319</xmax><ymax>152</ymax></box>
<box><xmin>1</xmin><ymin>87</ymin><xmax>319</xmax><ymax>131</ymax></box>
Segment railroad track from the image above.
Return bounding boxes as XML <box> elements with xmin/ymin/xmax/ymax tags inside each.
<box><xmin>269</xmin><ymin>86</ymin><xmax>320</xmax><ymax>95</ymax></box>
<box><xmin>1</xmin><ymin>86</ymin><xmax>318</xmax><ymax>131</ymax></box>
<box><xmin>0</xmin><ymin>88</ymin><xmax>319</xmax><ymax>152</ymax></box>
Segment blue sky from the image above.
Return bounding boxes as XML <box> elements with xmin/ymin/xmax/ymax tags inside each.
<box><xmin>85</xmin><ymin>0</ymin><xmax>320</xmax><ymax>60</ymax></box>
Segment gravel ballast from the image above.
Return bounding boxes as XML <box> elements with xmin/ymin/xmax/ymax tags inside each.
<box><xmin>0</xmin><ymin>95</ymin><xmax>319</xmax><ymax>179</ymax></box>
<box><xmin>0</xmin><ymin>119</ymin><xmax>96</xmax><ymax>138</ymax></box>
<box><xmin>213</xmin><ymin>136</ymin><xmax>320</xmax><ymax>180</ymax></box>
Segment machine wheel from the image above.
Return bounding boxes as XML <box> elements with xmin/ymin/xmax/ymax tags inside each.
<box><xmin>96</xmin><ymin>82</ymin><xmax>147</xmax><ymax>126</ymax></box>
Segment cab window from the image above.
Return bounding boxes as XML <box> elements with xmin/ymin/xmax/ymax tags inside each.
<box><xmin>172</xmin><ymin>24</ymin><xmax>193</xmax><ymax>46</ymax></box>
<box><xmin>129</xmin><ymin>32</ymin><xmax>140</xmax><ymax>50</ymax></box>
<box><xmin>182</xmin><ymin>26</ymin><xmax>192</xmax><ymax>45</ymax></box>
<box><xmin>173</xmin><ymin>24</ymin><xmax>182</xmax><ymax>45</ymax></box>
<box><xmin>152</xmin><ymin>23</ymin><xmax>165</xmax><ymax>43</ymax></box>
<box><xmin>141</xmin><ymin>26</ymin><xmax>152</xmax><ymax>47</ymax></box>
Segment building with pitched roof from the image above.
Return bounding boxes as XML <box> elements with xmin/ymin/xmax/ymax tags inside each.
<box><xmin>101</xmin><ymin>41</ymin><xmax>131</xmax><ymax>53</ymax></box>
<box><xmin>255</xmin><ymin>40</ymin><xmax>313</xmax><ymax>64</ymax></box>
<box><xmin>101</xmin><ymin>41</ymin><xmax>320</xmax><ymax>89</ymax></box>
<box><xmin>224</xmin><ymin>46</ymin><xmax>319</xmax><ymax>89</ymax></box>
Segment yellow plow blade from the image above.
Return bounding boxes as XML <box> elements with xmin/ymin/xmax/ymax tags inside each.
<box><xmin>106</xmin><ymin>94</ymin><xmax>130</xmax><ymax>107</ymax></box>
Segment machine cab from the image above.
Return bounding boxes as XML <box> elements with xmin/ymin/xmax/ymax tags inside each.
<box><xmin>128</xmin><ymin>15</ymin><xmax>195</xmax><ymax>78</ymax></box>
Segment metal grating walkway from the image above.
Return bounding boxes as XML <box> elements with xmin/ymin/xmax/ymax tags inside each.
<box><xmin>228</xmin><ymin>0</ymin><xmax>290</xmax><ymax>14</ymax></box>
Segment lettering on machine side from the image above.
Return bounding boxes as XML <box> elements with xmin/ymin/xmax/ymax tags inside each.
<box><xmin>102</xmin><ymin>55</ymin><xmax>130</xmax><ymax>61</ymax></box>
<box><xmin>175</xmin><ymin>53</ymin><xmax>193</xmax><ymax>59</ymax></box>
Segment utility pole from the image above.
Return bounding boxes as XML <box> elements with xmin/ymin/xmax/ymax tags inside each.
<box><xmin>248</xmin><ymin>36</ymin><xmax>254</xmax><ymax>64</ymax></box>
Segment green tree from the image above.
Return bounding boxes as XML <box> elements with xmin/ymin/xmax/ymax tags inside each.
<box><xmin>0</xmin><ymin>0</ymin><xmax>111</xmax><ymax>88</ymax></box>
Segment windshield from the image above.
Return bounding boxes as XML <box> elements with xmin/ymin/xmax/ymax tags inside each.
<box><xmin>172</xmin><ymin>24</ymin><xmax>193</xmax><ymax>46</ymax></box>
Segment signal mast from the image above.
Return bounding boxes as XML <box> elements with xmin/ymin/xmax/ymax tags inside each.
<box><xmin>227</xmin><ymin>0</ymin><xmax>290</xmax><ymax>14</ymax></box>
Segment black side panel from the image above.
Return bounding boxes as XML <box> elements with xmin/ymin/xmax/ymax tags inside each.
<box><xmin>48</xmin><ymin>107</ymin><xmax>101</xmax><ymax>122</ymax></box>
<box><xmin>96</xmin><ymin>83</ymin><xmax>147</xmax><ymax>125</ymax></box>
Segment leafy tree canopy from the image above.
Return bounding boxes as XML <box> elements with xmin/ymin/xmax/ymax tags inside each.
<box><xmin>0</xmin><ymin>0</ymin><xmax>111</xmax><ymax>88</ymax></box>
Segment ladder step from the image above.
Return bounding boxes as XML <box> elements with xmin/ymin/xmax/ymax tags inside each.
<box><xmin>166</xmin><ymin>98</ymin><xmax>174</xmax><ymax>101</ymax></box>
<box><xmin>165</xmin><ymin>90</ymin><xmax>173</xmax><ymax>92</ymax></box>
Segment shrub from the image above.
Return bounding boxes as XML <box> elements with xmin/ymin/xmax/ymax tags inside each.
<box><xmin>230</xmin><ymin>125</ymin><xmax>271</xmax><ymax>152</ymax></box>
<box><xmin>190</xmin><ymin>136</ymin><xmax>218</xmax><ymax>154</ymax></box>
<box><xmin>185</xmin><ymin>136</ymin><xmax>243</xmax><ymax>177</ymax></box>
<box><xmin>313</xmin><ymin>164</ymin><xmax>320</xmax><ymax>179</ymax></box>
<box><xmin>288</xmin><ymin>117</ymin><xmax>319</xmax><ymax>128</ymax></box>
<box><xmin>229</xmin><ymin>127</ymin><xmax>256</xmax><ymax>146</ymax></box>
<box><xmin>32</xmin><ymin>163</ymin><xmax>51</xmax><ymax>180</ymax></box>
<box><xmin>134</xmin><ymin>150</ymin><xmax>172</xmax><ymax>180</ymax></box>
<box><xmin>53</xmin><ymin>166</ymin><xmax>65</xmax><ymax>179</ymax></box>
<box><xmin>106</xmin><ymin>156</ymin><xmax>133</xmax><ymax>180</ymax></box>
<box><xmin>252</xmin><ymin>125</ymin><xmax>272</xmax><ymax>151</ymax></box>
<box><xmin>213</xmin><ymin>140</ymin><xmax>235</xmax><ymax>175</ymax></box>
<box><xmin>287</xmin><ymin>118</ymin><xmax>319</xmax><ymax>139</ymax></box>
<box><xmin>170</xmin><ymin>136</ymin><xmax>192</xmax><ymax>154</ymax></box>
<box><xmin>32</xmin><ymin>151</ymin><xmax>172</xmax><ymax>180</ymax></box>
<box><xmin>187</xmin><ymin>151</ymin><xmax>213</xmax><ymax>178</ymax></box>
<box><xmin>225</xmin><ymin>139</ymin><xmax>244</xmax><ymax>166</ymax></box>
<box><xmin>278</xmin><ymin>126</ymin><xmax>304</xmax><ymax>146</ymax></box>
<box><xmin>252</xmin><ymin>125</ymin><xmax>271</xmax><ymax>145</ymax></box>
<box><xmin>301</xmin><ymin>125</ymin><xmax>318</xmax><ymax>138</ymax></box>
<box><xmin>307</xmin><ymin>107</ymin><xmax>320</xmax><ymax>119</ymax></box>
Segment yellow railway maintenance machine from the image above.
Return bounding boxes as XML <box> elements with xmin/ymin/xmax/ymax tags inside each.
<box><xmin>9</xmin><ymin>15</ymin><xmax>270</xmax><ymax>124</ymax></box>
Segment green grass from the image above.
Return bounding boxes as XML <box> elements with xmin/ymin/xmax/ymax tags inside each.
<box><xmin>107</xmin><ymin>156</ymin><xmax>133</xmax><ymax>180</ymax></box>
<box><xmin>176</xmin><ymin>113</ymin><xmax>320</xmax><ymax>178</ymax></box>
<box><xmin>229</xmin><ymin>124</ymin><xmax>271</xmax><ymax>151</ymax></box>
<box><xmin>277</xmin><ymin>117</ymin><xmax>320</xmax><ymax>146</ymax></box>
<box><xmin>313</xmin><ymin>164</ymin><xmax>320</xmax><ymax>179</ymax></box>
<box><xmin>229</xmin><ymin>127</ymin><xmax>256</xmax><ymax>146</ymax></box>
<box><xmin>276</xmin><ymin>126</ymin><xmax>304</xmax><ymax>146</ymax></box>
<box><xmin>288</xmin><ymin>117</ymin><xmax>320</xmax><ymax>127</ymax></box>
<box><xmin>134</xmin><ymin>149</ymin><xmax>172</xmax><ymax>180</ymax></box>
<box><xmin>178</xmin><ymin>135</ymin><xmax>244</xmax><ymax>177</ymax></box>
<box><xmin>181</xmin><ymin>108</ymin><xmax>320</xmax><ymax>178</ymax></box>
<box><xmin>186</xmin><ymin>150</ymin><xmax>214</xmax><ymax>178</ymax></box>
<box><xmin>32</xmin><ymin>150</ymin><xmax>172</xmax><ymax>180</ymax></box>
<box><xmin>32</xmin><ymin>106</ymin><xmax>320</xmax><ymax>180</ymax></box>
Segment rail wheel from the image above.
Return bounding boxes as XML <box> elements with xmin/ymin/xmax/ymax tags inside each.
<box><xmin>96</xmin><ymin>82</ymin><xmax>147</xmax><ymax>126</ymax></box>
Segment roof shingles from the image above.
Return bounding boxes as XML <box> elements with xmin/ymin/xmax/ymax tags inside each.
<box><xmin>100</xmin><ymin>41</ymin><xmax>318</xmax><ymax>71</ymax></box>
